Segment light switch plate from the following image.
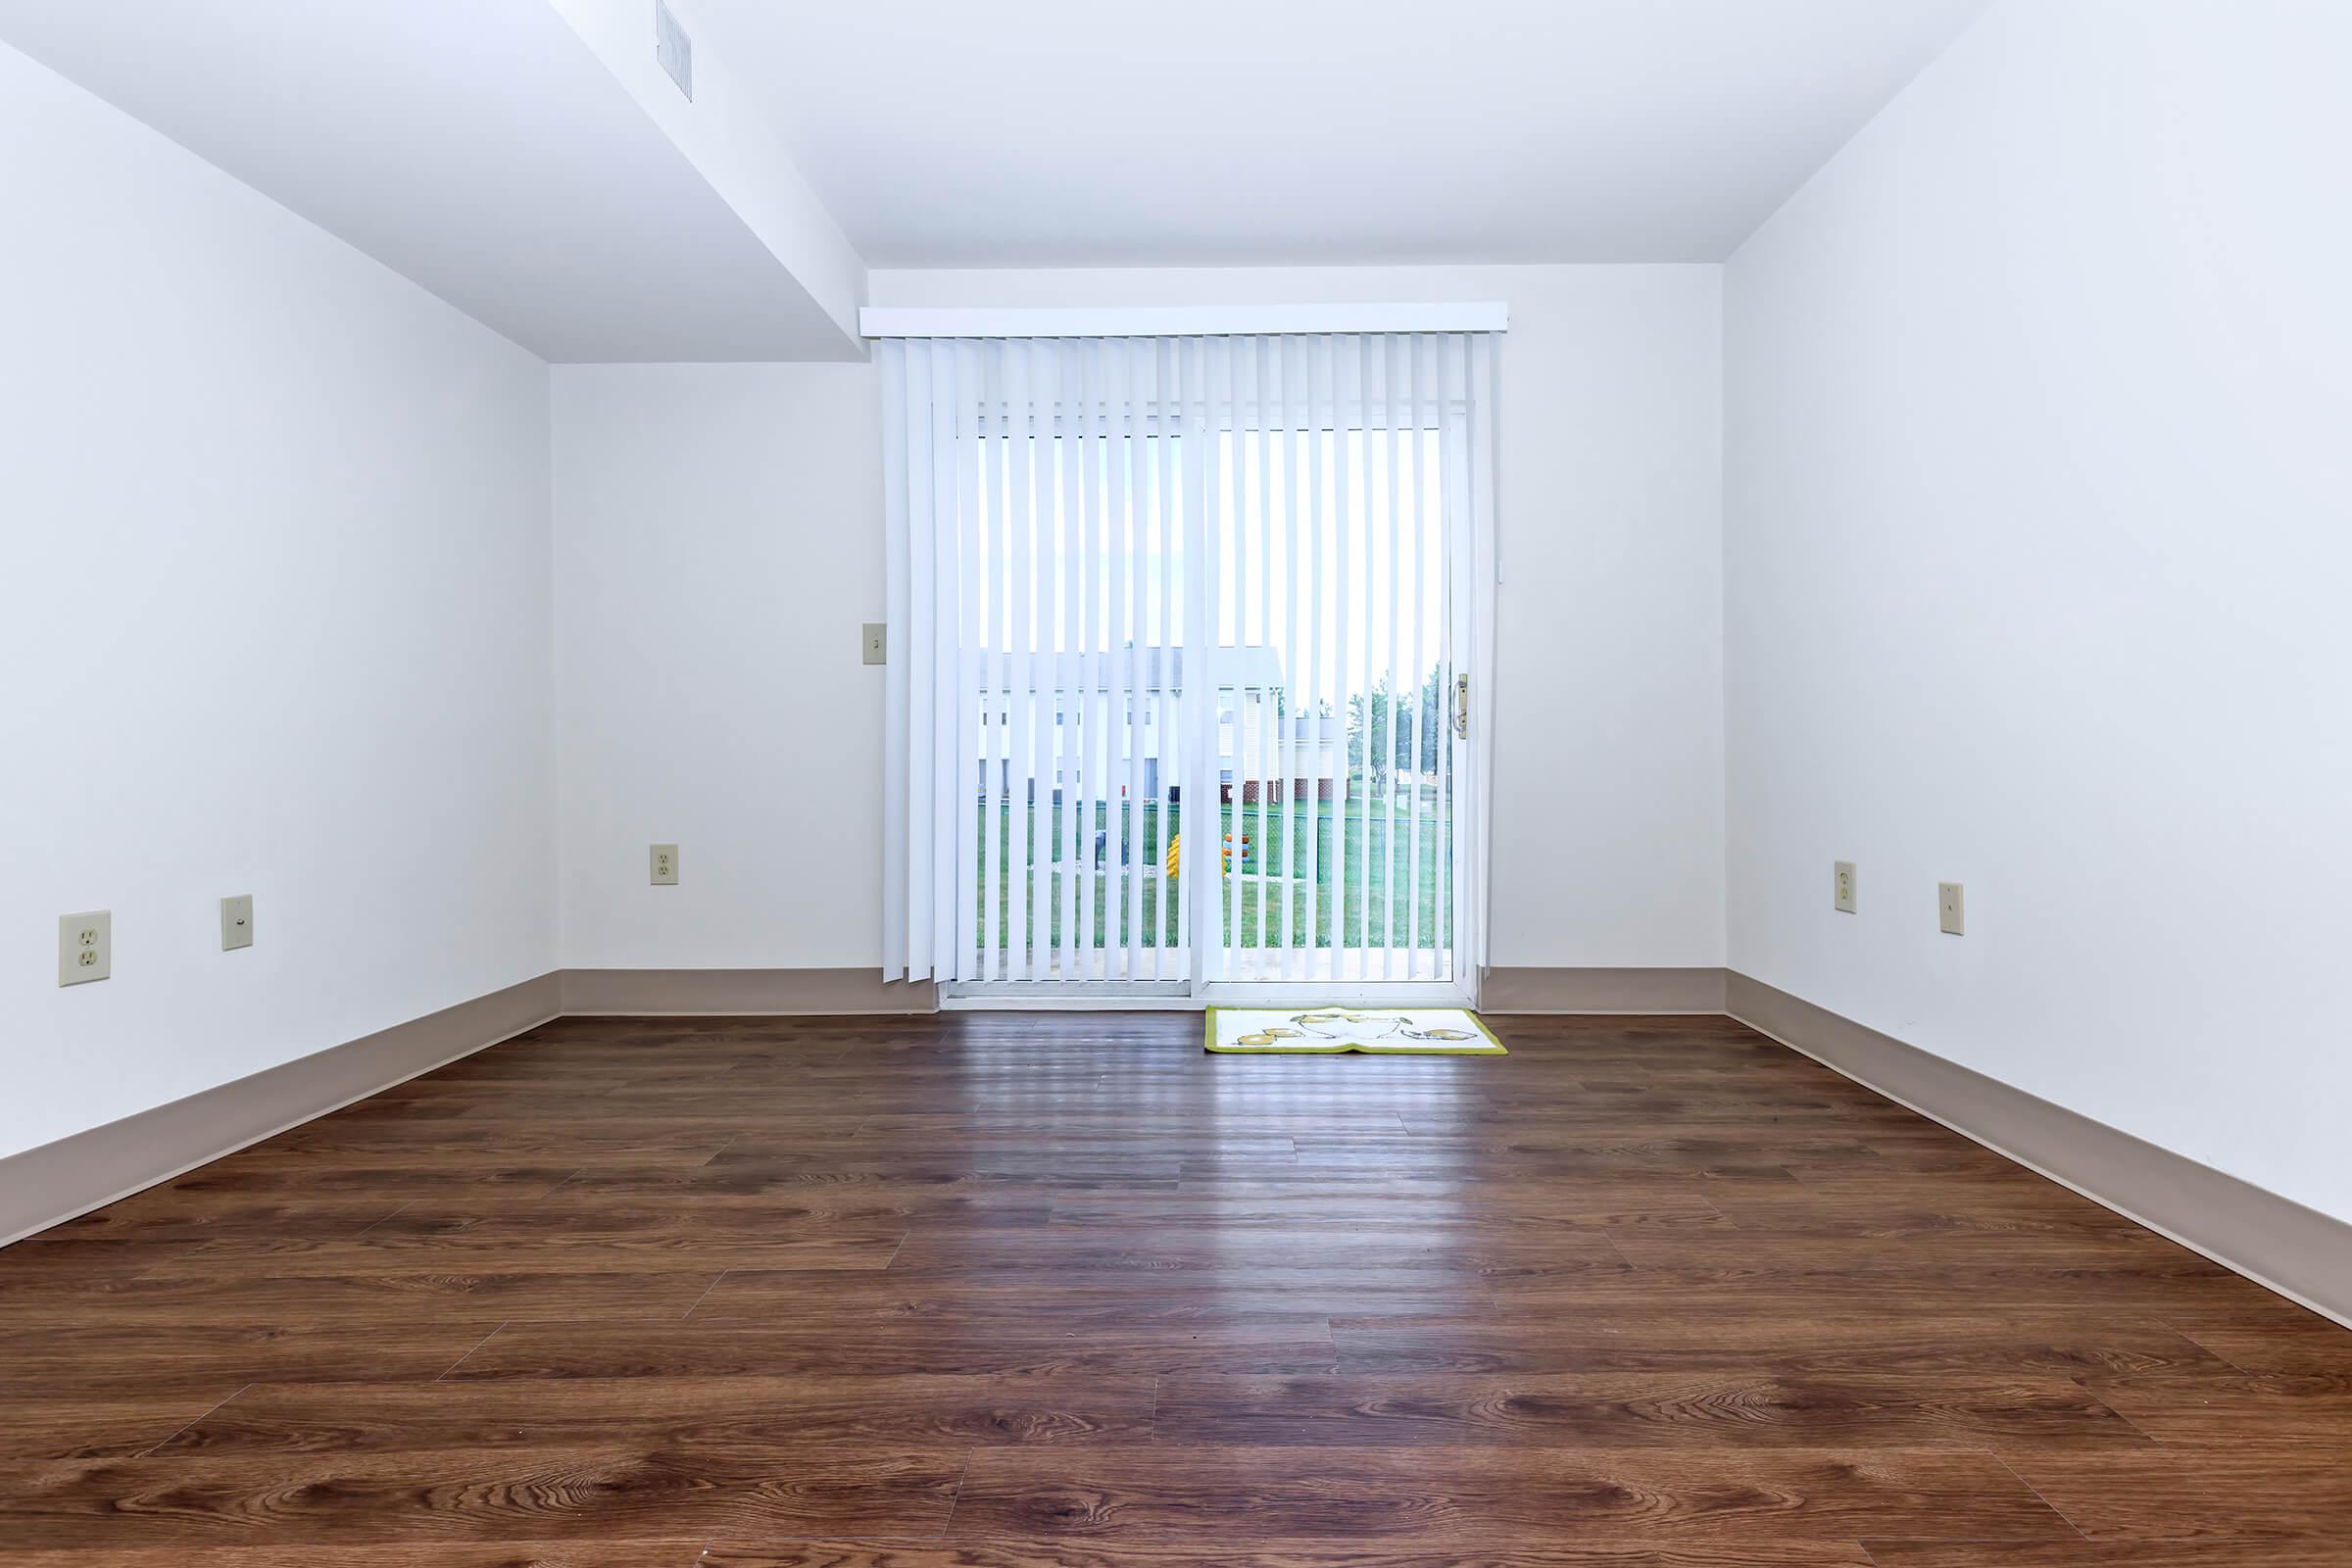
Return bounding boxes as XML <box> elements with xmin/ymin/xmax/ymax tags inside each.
<box><xmin>59</xmin><ymin>910</ymin><xmax>111</xmax><ymax>986</ymax></box>
<box><xmin>861</xmin><ymin>623</ymin><xmax>887</xmax><ymax>665</ymax></box>
<box><xmin>1938</xmin><ymin>881</ymin><xmax>1965</xmax><ymax>935</ymax></box>
<box><xmin>1833</xmin><ymin>860</ymin><xmax>1856</xmax><ymax>913</ymax></box>
<box><xmin>650</xmin><ymin>843</ymin><xmax>679</xmax><ymax>885</ymax></box>
<box><xmin>220</xmin><ymin>894</ymin><xmax>254</xmax><ymax>951</ymax></box>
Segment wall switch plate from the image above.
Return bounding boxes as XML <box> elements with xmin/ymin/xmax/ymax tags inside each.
<box><xmin>861</xmin><ymin>623</ymin><xmax>887</xmax><ymax>665</ymax></box>
<box><xmin>1833</xmin><ymin>860</ymin><xmax>1857</xmax><ymax>913</ymax></box>
<box><xmin>59</xmin><ymin>910</ymin><xmax>111</xmax><ymax>985</ymax></box>
<box><xmin>1938</xmin><ymin>881</ymin><xmax>1966</xmax><ymax>935</ymax></box>
<box><xmin>650</xmin><ymin>843</ymin><xmax>680</xmax><ymax>885</ymax></box>
<box><xmin>220</xmin><ymin>894</ymin><xmax>254</xmax><ymax>951</ymax></box>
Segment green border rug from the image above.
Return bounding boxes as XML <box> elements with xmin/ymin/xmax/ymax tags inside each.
<box><xmin>1205</xmin><ymin>1005</ymin><xmax>1506</xmax><ymax>1055</ymax></box>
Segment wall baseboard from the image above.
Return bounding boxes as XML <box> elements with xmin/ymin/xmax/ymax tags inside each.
<box><xmin>560</xmin><ymin>966</ymin><xmax>938</xmax><ymax>1016</ymax></box>
<box><xmin>1727</xmin><ymin>971</ymin><xmax>2352</xmax><ymax>1331</ymax></box>
<box><xmin>0</xmin><ymin>971</ymin><xmax>561</xmax><ymax>1248</ymax></box>
<box><xmin>1482</xmin><ymin>965</ymin><xmax>1728</xmax><ymax>1014</ymax></box>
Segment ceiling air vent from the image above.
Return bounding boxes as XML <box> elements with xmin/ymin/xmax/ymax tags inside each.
<box><xmin>654</xmin><ymin>1</ymin><xmax>692</xmax><ymax>100</ymax></box>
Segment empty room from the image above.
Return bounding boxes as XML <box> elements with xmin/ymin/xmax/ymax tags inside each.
<box><xmin>4</xmin><ymin>0</ymin><xmax>2348</xmax><ymax>1561</ymax></box>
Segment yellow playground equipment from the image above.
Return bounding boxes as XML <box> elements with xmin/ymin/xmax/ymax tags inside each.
<box><xmin>1168</xmin><ymin>831</ymin><xmax>1254</xmax><ymax>877</ymax></box>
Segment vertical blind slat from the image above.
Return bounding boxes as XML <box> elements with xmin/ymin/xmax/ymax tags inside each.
<box><xmin>1028</xmin><ymin>340</ymin><xmax>1055</xmax><ymax>981</ymax></box>
<box><xmin>1443</xmin><ymin>332</ymin><xmax>1472</xmax><ymax>983</ymax></box>
<box><xmin>1090</xmin><ymin>337</ymin><xmax>1116</xmax><ymax>979</ymax></box>
<box><xmin>1004</xmin><ymin>343</ymin><xmax>1032</xmax><ymax>981</ymax></box>
<box><xmin>1355</xmin><ymin>334</ymin><xmax>1378</xmax><ymax>965</ymax></box>
<box><xmin>1232</xmin><ymin>338</ymin><xmax>1250</xmax><ymax>982</ymax></box>
<box><xmin>1327</xmin><ymin>335</ymin><xmax>1351</xmax><ymax>986</ymax></box>
<box><xmin>1467</xmin><ymin>331</ymin><xmax>1500</xmax><ymax>987</ymax></box>
<box><xmin>1028</xmin><ymin>343</ymin><xmax>1050</xmax><ymax>980</ymax></box>
<box><xmin>1111</xmin><ymin>338</ymin><xmax>1142</xmax><ymax>980</ymax></box>
<box><xmin>1404</xmin><ymin>332</ymin><xmax>1428</xmax><ymax>979</ymax></box>
<box><xmin>1154</xmin><ymin>338</ymin><xmax>1180</xmax><ymax>979</ymax></box>
<box><xmin>1299</xmin><ymin>336</ymin><xmax>1326</xmax><ymax>982</ymax></box>
<box><xmin>1181</xmin><ymin>336</ymin><xmax>1214</xmax><ymax>988</ymax></box>
<box><xmin>1381</xmin><ymin>333</ymin><xmax>1402</xmax><ymax>982</ymax></box>
<box><xmin>878</xmin><ymin>340</ymin><xmax>910</xmax><ymax>979</ymax></box>
<box><xmin>1054</xmin><ymin>340</ymin><xmax>1077</xmax><ymax>982</ymax></box>
<box><xmin>1069</xmin><ymin>339</ymin><xmax>1097</xmax><ymax>980</ymax></box>
<box><xmin>905</xmin><ymin>340</ymin><xmax>937</xmax><ymax>980</ymax></box>
<box><xmin>979</xmin><ymin>344</ymin><xmax>1004</xmax><ymax>980</ymax></box>
<box><xmin>1252</xmin><ymin>337</ymin><xmax>1275</xmax><ymax>964</ymax></box>
<box><xmin>922</xmin><ymin>344</ymin><xmax>956</xmax><ymax>976</ymax></box>
<box><xmin>950</xmin><ymin>343</ymin><xmax>981</xmax><ymax>981</ymax></box>
<box><xmin>1289</xmin><ymin>338</ymin><xmax>1307</xmax><ymax>973</ymax></box>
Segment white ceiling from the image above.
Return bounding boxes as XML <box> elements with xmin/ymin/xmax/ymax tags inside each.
<box><xmin>691</xmin><ymin>0</ymin><xmax>1987</xmax><ymax>267</ymax></box>
<box><xmin>0</xmin><ymin>0</ymin><xmax>859</xmax><ymax>361</ymax></box>
<box><xmin>5</xmin><ymin>0</ymin><xmax>1989</xmax><ymax>360</ymax></box>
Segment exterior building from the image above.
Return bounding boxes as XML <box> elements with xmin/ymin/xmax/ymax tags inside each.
<box><xmin>980</xmin><ymin>644</ymin><xmax>1346</xmax><ymax>803</ymax></box>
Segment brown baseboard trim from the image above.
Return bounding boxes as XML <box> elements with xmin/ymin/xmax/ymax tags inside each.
<box><xmin>559</xmin><ymin>967</ymin><xmax>939</xmax><ymax>1016</ymax></box>
<box><xmin>1727</xmin><ymin>971</ymin><xmax>2352</xmax><ymax>1330</ymax></box>
<box><xmin>1481</xmin><ymin>965</ymin><xmax>1728</xmax><ymax>1014</ymax></box>
<box><xmin>0</xmin><ymin>971</ymin><xmax>561</xmax><ymax>1247</ymax></box>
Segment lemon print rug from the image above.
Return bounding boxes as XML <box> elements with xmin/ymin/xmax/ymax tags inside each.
<box><xmin>1206</xmin><ymin>1006</ymin><xmax>1505</xmax><ymax>1055</ymax></box>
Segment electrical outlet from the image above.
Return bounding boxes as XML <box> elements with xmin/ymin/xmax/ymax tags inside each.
<box><xmin>1938</xmin><ymin>881</ymin><xmax>1966</xmax><ymax>935</ymax></box>
<box><xmin>861</xmin><ymin>623</ymin><xmax>887</xmax><ymax>665</ymax></box>
<box><xmin>59</xmin><ymin>910</ymin><xmax>111</xmax><ymax>986</ymax></box>
<box><xmin>1833</xmin><ymin>860</ymin><xmax>1856</xmax><ymax>913</ymax></box>
<box><xmin>220</xmin><ymin>894</ymin><xmax>254</xmax><ymax>951</ymax></box>
<box><xmin>650</xmin><ymin>844</ymin><xmax>679</xmax><ymax>885</ymax></box>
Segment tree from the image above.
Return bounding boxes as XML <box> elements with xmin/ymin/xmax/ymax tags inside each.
<box><xmin>1347</xmin><ymin>679</ymin><xmax>1393</xmax><ymax>799</ymax></box>
<box><xmin>1413</xmin><ymin>664</ymin><xmax>1445</xmax><ymax>779</ymax></box>
<box><xmin>1347</xmin><ymin>665</ymin><xmax>1446</xmax><ymax>802</ymax></box>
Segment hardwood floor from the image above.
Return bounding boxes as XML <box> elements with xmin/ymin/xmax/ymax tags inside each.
<box><xmin>4</xmin><ymin>1010</ymin><xmax>2349</xmax><ymax>1564</ymax></box>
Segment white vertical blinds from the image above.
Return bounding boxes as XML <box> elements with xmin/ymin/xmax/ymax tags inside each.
<box><xmin>879</xmin><ymin>328</ymin><xmax>1499</xmax><ymax>991</ymax></box>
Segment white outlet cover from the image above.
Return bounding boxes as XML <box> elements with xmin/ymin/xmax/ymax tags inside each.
<box><xmin>1834</xmin><ymin>860</ymin><xmax>1856</xmax><ymax>914</ymax></box>
<box><xmin>1938</xmin><ymin>881</ymin><xmax>1965</xmax><ymax>935</ymax></box>
<box><xmin>651</xmin><ymin>843</ymin><xmax>680</xmax><ymax>885</ymax></box>
<box><xmin>59</xmin><ymin>909</ymin><xmax>111</xmax><ymax>986</ymax></box>
<box><xmin>221</xmin><ymin>894</ymin><xmax>255</xmax><ymax>951</ymax></box>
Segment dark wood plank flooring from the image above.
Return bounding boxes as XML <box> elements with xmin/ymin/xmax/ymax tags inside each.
<box><xmin>4</xmin><ymin>1010</ymin><xmax>2349</xmax><ymax>1564</ymax></box>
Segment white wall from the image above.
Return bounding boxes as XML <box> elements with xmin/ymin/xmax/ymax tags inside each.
<box><xmin>0</xmin><ymin>42</ymin><xmax>556</xmax><ymax>1158</ymax></box>
<box><xmin>552</xmin><ymin>364</ymin><xmax>886</xmax><ymax>969</ymax></box>
<box><xmin>552</xmin><ymin>265</ymin><xmax>1725</xmax><ymax>973</ymax></box>
<box><xmin>1725</xmin><ymin>0</ymin><xmax>2352</xmax><ymax>1218</ymax></box>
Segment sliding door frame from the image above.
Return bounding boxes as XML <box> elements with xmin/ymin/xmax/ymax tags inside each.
<box><xmin>888</xmin><ymin>319</ymin><xmax>1501</xmax><ymax>1015</ymax></box>
<box><xmin>941</xmin><ymin>338</ymin><xmax>1497</xmax><ymax>1015</ymax></box>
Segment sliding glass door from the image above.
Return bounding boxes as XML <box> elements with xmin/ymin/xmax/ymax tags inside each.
<box><xmin>878</xmin><ymin>330</ymin><xmax>1496</xmax><ymax>1008</ymax></box>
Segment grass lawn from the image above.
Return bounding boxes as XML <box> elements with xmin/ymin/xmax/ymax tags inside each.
<box><xmin>973</xmin><ymin>796</ymin><xmax>1452</xmax><ymax>952</ymax></box>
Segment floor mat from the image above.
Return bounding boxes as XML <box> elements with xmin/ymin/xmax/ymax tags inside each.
<box><xmin>1205</xmin><ymin>1005</ymin><xmax>1505</xmax><ymax>1054</ymax></box>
